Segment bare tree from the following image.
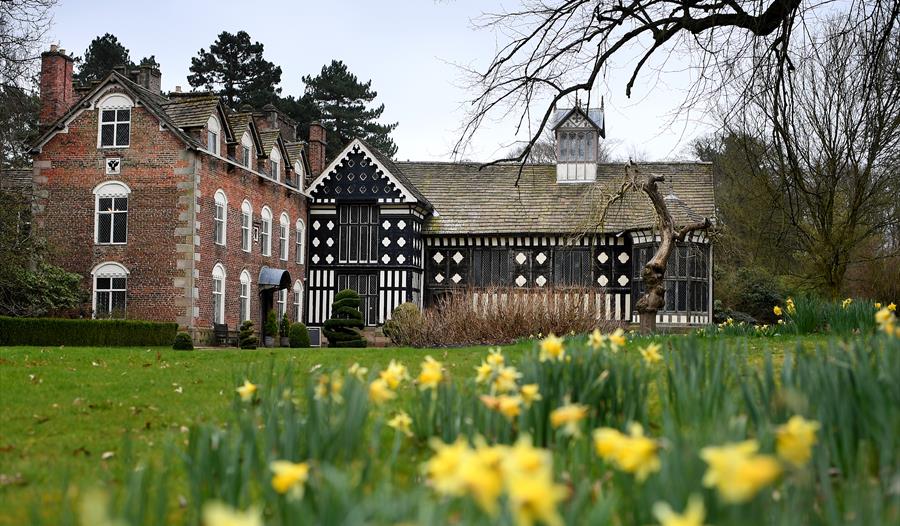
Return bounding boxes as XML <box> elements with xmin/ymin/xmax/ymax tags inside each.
<box><xmin>0</xmin><ymin>0</ymin><xmax>57</xmax><ymax>87</ymax></box>
<box><xmin>508</xmin><ymin>132</ymin><xmax>615</xmax><ymax>163</ymax></box>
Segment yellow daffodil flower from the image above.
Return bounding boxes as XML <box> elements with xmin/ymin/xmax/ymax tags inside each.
<box><xmin>348</xmin><ymin>362</ymin><xmax>368</xmax><ymax>381</ymax></box>
<box><xmin>506</xmin><ymin>471</ymin><xmax>567</xmax><ymax>526</ymax></box>
<box><xmin>888</xmin><ymin>302</ymin><xmax>896</xmax><ymax>312</ymax></box>
<box><xmin>652</xmin><ymin>495</ymin><xmax>706</xmax><ymax>526</ymax></box>
<box><xmin>875</xmin><ymin>307</ymin><xmax>893</xmax><ymax>325</ymax></box>
<box><xmin>387</xmin><ymin>410</ymin><xmax>413</xmax><ymax>437</ymax></box>
<box><xmin>588</xmin><ymin>328</ymin><xmax>606</xmax><ymax>350</ymax></box>
<box><xmin>202</xmin><ymin>501</ymin><xmax>263</xmax><ymax>526</ymax></box>
<box><xmin>842</xmin><ymin>298</ymin><xmax>853</xmax><ymax>309</ymax></box>
<box><xmin>236</xmin><ymin>380</ymin><xmax>257</xmax><ymax>402</ymax></box>
<box><xmin>640</xmin><ymin>343</ymin><xmax>663</xmax><ymax>365</ymax></box>
<box><xmin>539</xmin><ymin>334</ymin><xmax>565</xmax><ymax>362</ymax></box>
<box><xmin>497</xmin><ymin>395</ymin><xmax>522</xmax><ymax>421</ymax></box>
<box><xmin>461</xmin><ymin>442</ymin><xmax>507</xmax><ymax>515</ymax></box>
<box><xmin>475</xmin><ymin>361</ymin><xmax>494</xmax><ymax>384</ymax></box>
<box><xmin>417</xmin><ymin>356</ymin><xmax>443</xmax><ymax>390</ymax></box>
<box><xmin>700</xmin><ymin>440</ymin><xmax>781</xmax><ymax>503</ymax></box>
<box><xmin>520</xmin><ymin>384</ymin><xmax>542</xmax><ymax>407</ymax></box>
<box><xmin>368</xmin><ymin>378</ymin><xmax>396</xmax><ymax>405</ymax></box>
<box><xmin>608</xmin><ymin>328</ymin><xmax>627</xmax><ymax>352</ymax></box>
<box><xmin>493</xmin><ymin>365</ymin><xmax>522</xmax><ymax>393</ymax></box>
<box><xmin>550</xmin><ymin>403</ymin><xmax>589</xmax><ymax>436</ymax></box>
<box><xmin>773</xmin><ymin>305</ymin><xmax>782</xmax><ymax>316</ymax></box>
<box><xmin>776</xmin><ymin>416</ymin><xmax>820</xmax><ymax>468</ymax></box>
<box><xmin>380</xmin><ymin>360</ymin><xmax>409</xmax><ymax>389</ymax></box>
<box><xmin>313</xmin><ymin>374</ymin><xmax>329</xmax><ymax>401</ymax></box>
<box><xmin>480</xmin><ymin>394</ymin><xmax>500</xmax><ymax>410</ymax></box>
<box><xmin>875</xmin><ymin>302</ymin><xmax>882</xmax><ymax>309</ymax></box>
<box><xmin>487</xmin><ymin>347</ymin><xmax>505</xmax><ymax>367</ymax></box>
<box><xmin>593</xmin><ymin>423</ymin><xmax>660</xmax><ymax>481</ymax></box>
<box><xmin>423</xmin><ymin>438</ymin><xmax>471</xmax><ymax>496</ymax></box>
<box><xmin>270</xmin><ymin>460</ymin><xmax>309</xmax><ymax>498</ymax></box>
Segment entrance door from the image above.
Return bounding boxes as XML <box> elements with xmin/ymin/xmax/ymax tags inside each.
<box><xmin>337</xmin><ymin>274</ymin><xmax>378</xmax><ymax>326</ymax></box>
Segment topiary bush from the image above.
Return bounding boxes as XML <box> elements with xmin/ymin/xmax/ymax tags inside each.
<box><xmin>383</xmin><ymin>302</ymin><xmax>424</xmax><ymax>346</ymax></box>
<box><xmin>280</xmin><ymin>313</ymin><xmax>291</xmax><ymax>338</ymax></box>
<box><xmin>172</xmin><ymin>331</ymin><xmax>194</xmax><ymax>350</ymax></box>
<box><xmin>289</xmin><ymin>323</ymin><xmax>311</xmax><ymax>348</ymax></box>
<box><xmin>238</xmin><ymin>320</ymin><xmax>258</xmax><ymax>349</ymax></box>
<box><xmin>323</xmin><ymin>288</ymin><xmax>366</xmax><ymax>348</ymax></box>
<box><xmin>265</xmin><ymin>310</ymin><xmax>279</xmax><ymax>343</ymax></box>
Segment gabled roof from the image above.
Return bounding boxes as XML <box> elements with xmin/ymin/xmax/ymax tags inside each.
<box><xmin>551</xmin><ymin>106</ymin><xmax>605</xmax><ymax>137</ymax></box>
<box><xmin>397</xmin><ymin>161</ymin><xmax>714</xmax><ymax>235</ymax></box>
<box><xmin>227</xmin><ymin>112</ymin><xmax>263</xmax><ymax>153</ymax></box>
<box><xmin>259</xmin><ymin>129</ymin><xmax>288</xmax><ymax>161</ymax></box>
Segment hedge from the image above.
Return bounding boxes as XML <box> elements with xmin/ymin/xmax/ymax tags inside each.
<box><xmin>0</xmin><ymin>316</ymin><xmax>179</xmax><ymax>347</ymax></box>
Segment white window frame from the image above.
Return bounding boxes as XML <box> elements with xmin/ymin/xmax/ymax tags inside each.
<box><xmin>240</xmin><ymin>269</ymin><xmax>252</xmax><ymax>322</ymax></box>
<box><xmin>260</xmin><ymin>206</ymin><xmax>272</xmax><ymax>256</ymax></box>
<box><xmin>293</xmin><ymin>280</ymin><xmax>303</xmax><ymax>323</ymax></box>
<box><xmin>212</xmin><ymin>263</ymin><xmax>226</xmax><ymax>325</ymax></box>
<box><xmin>207</xmin><ymin>115</ymin><xmax>221</xmax><ymax>155</ymax></box>
<box><xmin>279</xmin><ymin>213</ymin><xmax>290</xmax><ymax>261</ymax></box>
<box><xmin>214</xmin><ymin>190</ymin><xmax>227</xmax><ymax>246</ymax></box>
<box><xmin>295</xmin><ymin>218</ymin><xmax>305</xmax><ymax>264</ymax></box>
<box><xmin>93</xmin><ymin>181</ymin><xmax>131</xmax><ymax>245</ymax></box>
<box><xmin>96</xmin><ymin>93</ymin><xmax>133</xmax><ymax>148</ymax></box>
<box><xmin>293</xmin><ymin>160</ymin><xmax>305</xmax><ymax>191</ymax></box>
<box><xmin>240</xmin><ymin>132</ymin><xmax>253</xmax><ymax>168</ymax></box>
<box><xmin>277</xmin><ymin>288</ymin><xmax>287</xmax><ymax>318</ymax></box>
<box><xmin>241</xmin><ymin>200</ymin><xmax>252</xmax><ymax>252</ymax></box>
<box><xmin>91</xmin><ymin>261</ymin><xmax>129</xmax><ymax>319</ymax></box>
<box><xmin>270</xmin><ymin>147</ymin><xmax>282</xmax><ymax>181</ymax></box>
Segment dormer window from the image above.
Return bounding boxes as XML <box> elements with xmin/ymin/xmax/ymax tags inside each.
<box><xmin>207</xmin><ymin>116</ymin><xmax>221</xmax><ymax>155</ymax></box>
<box><xmin>97</xmin><ymin>93</ymin><xmax>133</xmax><ymax>148</ymax></box>
<box><xmin>270</xmin><ymin>147</ymin><xmax>282</xmax><ymax>181</ymax></box>
<box><xmin>553</xmin><ymin>106</ymin><xmax>603</xmax><ymax>183</ymax></box>
<box><xmin>240</xmin><ymin>132</ymin><xmax>253</xmax><ymax>168</ymax></box>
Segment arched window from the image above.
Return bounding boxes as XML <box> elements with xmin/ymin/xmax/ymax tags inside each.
<box><xmin>241</xmin><ymin>200</ymin><xmax>252</xmax><ymax>252</ymax></box>
<box><xmin>91</xmin><ymin>261</ymin><xmax>129</xmax><ymax>318</ymax></box>
<box><xmin>294</xmin><ymin>218</ymin><xmax>305</xmax><ymax>264</ymax></box>
<box><xmin>97</xmin><ymin>93</ymin><xmax>133</xmax><ymax>148</ymax></box>
<box><xmin>277</xmin><ymin>288</ymin><xmax>287</xmax><ymax>318</ymax></box>
<box><xmin>260</xmin><ymin>207</ymin><xmax>272</xmax><ymax>256</ymax></box>
<box><xmin>93</xmin><ymin>181</ymin><xmax>131</xmax><ymax>244</ymax></box>
<box><xmin>293</xmin><ymin>280</ymin><xmax>303</xmax><ymax>323</ymax></box>
<box><xmin>240</xmin><ymin>132</ymin><xmax>253</xmax><ymax>168</ymax></box>
<box><xmin>214</xmin><ymin>190</ymin><xmax>227</xmax><ymax>245</ymax></box>
<box><xmin>279</xmin><ymin>212</ymin><xmax>290</xmax><ymax>261</ymax></box>
<box><xmin>207</xmin><ymin>115</ymin><xmax>221</xmax><ymax>155</ymax></box>
<box><xmin>212</xmin><ymin>263</ymin><xmax>226</xmax><ymax>324</ymax></box>
<box><xmin>239</xmin><ymin>269</ymin><xmax>252</xmax><ymax>322</ymax></box>
<box><xmin>293</xmin><ymin>160</ymin><xmax>305</xmax><ymax>190</ymax></box>
<box><xmin>270</xmin><ymin>147</ymin><xmax>281</xmax><ymax>181</ymax></box>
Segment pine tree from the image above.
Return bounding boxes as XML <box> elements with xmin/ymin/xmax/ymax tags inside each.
<box><xmin>188</xmin><ymin>31</ymin><xmax>282</xmax><ymax>109</ymax></box>
<box><xmin>323</xmin><ymin>289</ymin><xmax>366</xmax><ymax>348</ymax></box>
<box><xmin>293</xmin><ymin>60</ymin><xmax>398</xmax><ymax>158</ymax></box>
<box><xmin>74</xmin><ymin>34</ymin><xmax>134</xmax><ymax>84</ymax></box>
<box><xmin>238</xmin><ymin>320</ymin><xmax>258</xmax><ymax>349</ymax></box>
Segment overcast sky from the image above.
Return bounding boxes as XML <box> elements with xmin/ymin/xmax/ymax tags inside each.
<box><xmin>47</xmin><ymin>0</ymin><xmax>715</xmax><ymax>161</ymax></box>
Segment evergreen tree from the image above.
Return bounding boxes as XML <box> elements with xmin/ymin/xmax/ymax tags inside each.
<box><xmin>0</xmin><ymin>84</ymin><xmax>39</xmax><ymax>169</ymax></box>
<box><xmin>188</xmin><ymin>31</ymin><xmax>282</xmax><ymax>109</ymax></box>
<box><xmin>296</xmin><ymin>60</ymin><xmax>398</xmax><ymax>158</ymax></box>
<box><xmin>323</xmin><ymin>289</ymin><xmax>366</xmax><ymax>348</ymax></box>
<box><xmin>74</xmin><ymin>33</ymin><xmax>134</xmax><ymax>84</ymax></box>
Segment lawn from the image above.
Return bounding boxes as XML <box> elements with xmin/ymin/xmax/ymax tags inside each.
<box><xmin>0</xmin><ymin>335</ymin><xmax>826</xmax><ymax>524</ymax></box>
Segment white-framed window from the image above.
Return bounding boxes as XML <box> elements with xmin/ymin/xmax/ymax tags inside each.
<box><xmin>270</xmin><ymin>147</ymin><xmax>281</xmax><ymax>181</ymax></box>
<box><xmin>212</xmin><ymin>263</ymin><xmax>226</xmax><ymax>324</ymax></box>
<box><xmin>293</xmin><ymin>280</ymin><xmax>303</xmax><ymax>323</ymax></box>
<box><xmin>91</xmin><ymin>261</ymin><xmax>129</xmax><ymax>318</ymax></box>
<box><xmin>293</xmin><ymin>160</ymin><xmax>305</xmax><ymax>190</ymax></box>
<box><xmin>279</xmin><ymin>213</ymin><xmax>290</xmax><ymax>261</ymax></box>
<box><xmin>240</xmin><ymin>132</ymin><xmax>253</xmax><ymax>168</ymax></box>
<box><xmin>260</xmin><ymin>206</ymin><xmax>272</xmax><ymax>256</ymax></box>
<box><xmin>277</xmin><ymin>288</ymin><xmax>287</xmax><ymax>318</ymax></box>
<box><xmin>241</xmin><ymin>200</ymin><xmax>252</xmax><ymax>252</ymax></box>
<box><xmin>93</xmin><ymin>181</ymin><xmax>130</xmax><ymax>244</ymax></box>
<box><xmin>97</xmin><ymin>93</ymin><xmax>132</xmax><ymax>148</ymax></box>
<box><xmin>240</xmin><ymin>269</ymin><xmax>252</xmax><ymax>322</ymax></box>
<box><xmin>295</xmin><ymin>218</ymin><xmax>305</xmax><ymax>264</ymax></box>
<box><xmin>214</xmin><ymin>190</ymin><xmax>227</xmax><ymax>245</ymax></box>
<box><xmin>207</xmin><ymin>115</ymin><xmax>220</xmax><ymax>155</ymax></box>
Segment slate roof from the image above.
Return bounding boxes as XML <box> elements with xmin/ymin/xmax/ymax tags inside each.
<box><xmin>0</xmin><ymin>169</ymin><xmax>33</xmax><ymax>193</ymax></box>
<box><xmin>161</xmin><ymin>94</ymin><xmax>220</xmax><ymax>129</ymax></box>
<box><xmin>397</xmin><ymin>162</ymin><xmax>715</xmax><ymax>235</ymax></box>
<box><xmin>551</xmin><ymin>107</ymin><xmax>605</xmax><ymax>132</ymax></box>
<box><xmin>259</xmin><ymin>130</ymin><xmax>282</xmax><ymax>157</ymax></box>
<box><xmin>227</xmin><ymin>112</ymin><xmax>254</xmax><ymax>141</ymax></box>
<box><xmin>358</xmin><ymin>138</ymin><xmax>432</xmax><ymax>208</ymax></box>
<box><xmin>283</xmin><ymin>142</ymin><xmax>306</xmax><ymax>165</ymax></box>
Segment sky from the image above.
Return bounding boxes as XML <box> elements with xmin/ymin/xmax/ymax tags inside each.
<box><xmin>46</xmin><ymin>0</ymin><xmax>716</xmax><ymax>162</ymax></box>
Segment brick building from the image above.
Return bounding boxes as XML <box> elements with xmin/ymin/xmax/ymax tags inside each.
<box><xmin>30</xmin><ymin>46</ymin><xmax>320</xmax><ymax>341</ymax></box>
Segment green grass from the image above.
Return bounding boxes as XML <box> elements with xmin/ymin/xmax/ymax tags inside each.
<box><xmin>0</xmin><ymin>335</ymin><xmax>825</xmax><ymax>524</ymax></box>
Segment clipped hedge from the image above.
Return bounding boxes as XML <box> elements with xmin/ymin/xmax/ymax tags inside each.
<box><xmin>0</xmin><ymin>316</ymin><xmax>179</xmax><ymax>347</ymax></box>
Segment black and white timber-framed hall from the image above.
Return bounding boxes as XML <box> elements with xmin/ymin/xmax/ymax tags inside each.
<box><xmin>305</xmin><ymin>104</ymin><xmax>715</xmax><ymax>328</ymax></box>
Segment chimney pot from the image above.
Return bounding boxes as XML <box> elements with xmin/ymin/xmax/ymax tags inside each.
<box><xmin>50</xmin><ymin>44</ymin><xmax>58</xmax><ymax>52</ymax></box>
<box><xmin>58</xmin><ymin>48</ymin><xmax>65</xmax><ymax>55</ymax></box>
<box><xmin>175</xmin><ymin>85</ymin><xmax>182</xmax><ymax>93</ymax></box>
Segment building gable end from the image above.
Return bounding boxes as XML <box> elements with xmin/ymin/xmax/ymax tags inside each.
<box><xmin>308</xmin><ymin>139</ymin><xmax>415</xmax><ymax>203</ymax></box>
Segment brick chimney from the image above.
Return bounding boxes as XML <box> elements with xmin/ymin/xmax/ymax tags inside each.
<box><xmin>308</xmin><ymin>122</ymin><xmax>327</xmax><ymax>176</ymax></box>
<box><xmin>133</xmin><ymin>64</ymin><xmax>162</xmax><ymax>94</ymax></box>
<box><xmin>39</xmin><ymin>45</ymin><xmax>75</xmax><ymax>127</ymax></box>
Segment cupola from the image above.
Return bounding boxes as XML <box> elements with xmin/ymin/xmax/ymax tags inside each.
<box><xmin>551</xmin><ymin>101</ymin><xmax>605</xmax><ymax>183</ymax></box>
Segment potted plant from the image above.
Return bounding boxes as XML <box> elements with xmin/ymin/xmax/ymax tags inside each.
<box><xmin>264</xmin><ymin>310</ymin><xmax>278</xmax><ymax>347</ymax></box>
<box><xmin>279</xmin><ymin>313</ymin><xmax>292</xmax><ymax>347</ymax></box>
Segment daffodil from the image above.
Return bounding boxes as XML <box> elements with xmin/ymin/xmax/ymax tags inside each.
<box><xmin>236</xmin><ymin>380</ymin><xmax>257</xmax><ymax>402</ymax></box>
<box><xmin>640</xmin><ymin>343</ymin><xmax>663</xmax><ymax>365</ymax></box>
<box><xmin>202</xmin><ymin>501</ymin><xmax>262</xmax><ymax>526</ymax></box>
<box><xmin>387</xmin><ymin>410</ymin><xmax>413</xmax><ymax>437</ymax></box>
<box><xmin>842</xmin><ymin>297</ymin><xmax>853</xmax><ymax>309</ymax></box>
<box><xmin>550</xmin><ymin>403</ymin><xmax>589</xmax><ymax>436</ymax></box>
<box><xmin>497</xmin><ymin>395</ymin><xmax>522</xmax><ymax>421</ymax></box>
<box><xmin>700</xmin><ymin>440</ymin><xmax>781</xmax><ymax>503</ymax></box>
<box><xmin>368</xmin><ymin>378</ymin><xmax>396</xmax><ymax>404</ymax></box>
<box><xmin>313</xmin><ymin>374</ymin><xmax>329</xmax><ymax>400</ymax></box>
<box><xmin>888</xmin><ymin>302</ymin><xmax>897</xmax><ymax>312</ymax></box>
<box><xmin>875</xmin><ymin>307</ymin><xmax>894</xmax><ymax>325</ymax></box>
<box><xmin>593</xmin><ymin>423</ymin><xmax>660</xmax><ymax>481</ymax></box>
<box><xmin>487</xmin><ymin>347</ymin><xmax>505</xmax><ymax>367</ymax></box>
<box><xmin>380</xmin><ymin>360</ymin><xmax>409</xmax><ymax>389</ymax></box>
<box><xmin>588</xmin><ymin>328</ymin><xmax>606</xmax><ymax>350</ymax></box>
<box><xmin>461</xmin><ymin>441</ymin><xmax>507</xmax><ymax>515</ymax></box>
<box><xmin>417</xmin><ymin>356</ymin><xmax>443</xmax><ymax>390</ymax></box>
<box><xmin>520</xmin><ymin>384</ymin><xmax>542</xmax><ymax>407</ymax></box>
<box><xmin>493</xmin><ymin>365</ymin><xmax>522</xmax><ymax>393</ymax></box>
<box><xmin>776</xmin><ymin>416</ymin><xmax>820</xmax><ymax>468</ymax></box>
<box><xmin>652</xmin><ymin>495</ymin><xmax>706</xmax><ymax>526</ymax></box>
<box><xmin>773</xmin><ymin>305</ymin><xmax>782</xmax><ymax>316</ymax></box>
<box><xmin>608</xmin><ymin>328</ymin><xmax>626</xmax><ymax>352</ymax></box>
<box><xmin>348</xmin><ymin>362</ymin><xmax>368</xmax><ymax>381</ymax></box>
<box><xmin>875</xmin><ymin>302</ymin><xmax>882</xmax><ymax>309</ymax></box>
<box><xmin>270</xmin><ymin>460</ymin><xmax>309</xmax><ymax>498</ymax></box>
<box><xmin>539</xmin><ymin>334</ymin><xmax>565</xmax><ymax>362</ymax></box>
<box><xmin>423</xmin><ymin>438</ymin><xmax>471</xmax><ymax>496</ymax></box>
<box><xmin>786</xmin><ymin>297</ymin><xmax>796</xmax><ymax>314</ymax></box>
<box><xmin>475</xmin><ymin>361</ymin><xmax>494</xmax><ymax>384</ymax></box>
<box><xmin>506</xmin><ymin>471</ymin><xmax>567</xmax><ymax>526</ymax></box>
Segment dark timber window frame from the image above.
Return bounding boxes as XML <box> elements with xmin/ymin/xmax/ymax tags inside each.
<box><xmin>337</xmin><ymin>273</ymin><xmax>378</xmax><ymax>326</ymax></box>
<box><xmin>338</xmin><ymin>204</ymin><xmax>379</xmax><ymax>264</ymax></box>
<box><xmin>632</xmin><ymin>242</ymin><xmax>709</xmax><ymax>315</ymax></box>
<box><xmin>99</xmin><ymin>108</ymin><xmax>131</xmax><ymax>148</ymax></box>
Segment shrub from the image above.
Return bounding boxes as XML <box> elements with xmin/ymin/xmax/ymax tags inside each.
<box><xmin>0</xmin><ymin>316</ymin><xmax>178</xmax><ymax>346</ymax></box>
<box><xmin>171</xmin><ymin>332</ymin><xmax>194</xmax><ymax>350</ymax></box>
<box><xmin>238</xmin><ymin>320</ymin><xmax>258</xmax><ymax>349</ymax></box>
<box><xmin>382</xmin><ymin>302</ymin><xmax>424</xmax><ymax>346</ymax></box>
<box><xmin>323</xmin><ymin>289</ymin><xmax>366</xmax><ymax>348</ymax></box>
<box><xmin>289</xmin><ymin>323</ymin><xmax>311</xmax><ymax>348</ymax></box>
<box><xmin>265</xmin><ymin>310</ymin><xmax>279</xmax><ymax>341</ymax></box>
<box><xmin>280</xmin><ymin>313</ymin><xmax>291</xmax><ymax>337</ymax></box>
<box><xmin>720</xmin><ymin>266</ymin><xmax>783</xmax><ymax>323</ymax></box>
